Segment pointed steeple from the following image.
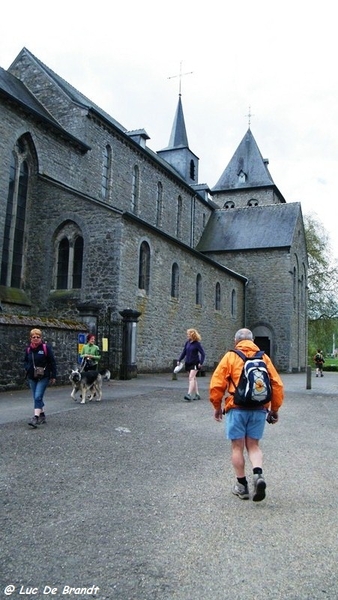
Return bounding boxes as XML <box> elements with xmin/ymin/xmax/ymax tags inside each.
<box><xmin>212</xmin><ymin>128</ymin><xmax>274</xmax><ymax>192</ymax></box>
<box><xmin>167</xmin><ymin>95</ymin><xmax>189</xmax><ymax>148</ymax></box>
<box><xmin>157</xmin><ymin>95</ymin><xmax>199</xmax><ymax>185</ymax></box>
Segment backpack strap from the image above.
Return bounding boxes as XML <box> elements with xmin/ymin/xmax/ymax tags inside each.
<box><xmin>27</xmin><ymin>344</ymin><xmax>48</xmax><ymax>356</ymax></box>
<box><xmin>230</xmin><ymin>349</ymin><xmax>247</xmax><ymax>362</ymax></box>
<box><xmin>230</xmin><ymin>349</ymin><xmax>265</xmax><ymax>361</ymax></box>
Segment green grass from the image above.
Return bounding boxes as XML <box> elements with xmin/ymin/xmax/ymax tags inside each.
<box><xmin>308</xmin><ymin>356</ymin><xmax>338</xmax><ymax>371</ymax></box>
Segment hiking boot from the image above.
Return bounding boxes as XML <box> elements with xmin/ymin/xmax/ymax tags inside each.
<box><xmin>184</xmin><ymin>394</ymin><xmax>192</xmax><ymax>402</ymax></box>
<box><xmin>39</xmin><ymin>413</ymin><xmax>47</xmax><ymax>424</ymax></box>
<box><xmin>194</xmin><ymin>394</ymin><xmax>201</xmax><ymax>400</ymax></box>
<box><xmin>28</xmin><ymin>416</ymin><xmax>39</xmax><ymax>428</ymax></box>
<box><xmin>232</xmin><ymin>482</ymin><xmax>249</xmax><ymax>500</ymax></box>
<box><xmin>252</xmin><ymin>473</ymin><xmax>266</xmax><ymax>502</ymax></box>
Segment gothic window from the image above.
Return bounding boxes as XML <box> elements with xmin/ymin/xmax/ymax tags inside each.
<box><xmin>171</xmin><ymin>262</ymin><xmax>179</xmax><ymax>298</ymax></box>
<box><xmin>196</xmin><ymin>273</ymin><xmax>202</xmax><ymax>305</ymax></box>
<box><xmin>138</xmin><ymin>241</ymin><xmax>150</xmax><ymax>293</ymax></box>
<box><xmin>248</xmin><ymin>198</ymin><xmax>259</xmax><ymax>206</ymax></box>
<box><xmin>73</xmin><ymin>237</ymin><xmax>84</xmax><ymax>288</ymax></box>
<box><xmin>1</xmin><ymin>143</ymin><xmax>29</xmax><ymax>288</ymax></box>
<box><xmin>224</xmin><ymin>201</ymin><xmax>235</xmax><ymax>209</ymax></box>
<box><xmin>238</xmin><ymin>170</ymin><xmax>246</xmax><ymax>183</ymax></box>
<box><xmin>215</xmin><ymin>282</ymin><xmax>221</xmax><ymax>310</ymax></box>
<box><xmin>101</xmin><ymin>144</ymin><xmax>112</xmax><ymax>200</ymax></box>
<box><xmin>231</xmin><ymin>289</ymin><xmax>237</xmax><ymax>317</ymax></box>
<box><xmin>176</xmin><ymin>195</ymin><xmax>183</xmax><ymax>238</ymax></box>
<box><xmin>293</xmin><ymin>267</ymin><xmax>297</xmax><ymax>309</ymax></box>
<box><xmin>57</xmin><ymin>238</ymin><xmax>69</xmax><ymax>289</ymax></box>
<box><xmin>54</xmin><ymin>224</ymin><xmax>83</xmax><ymax>290</ymax></box>
<box><xmin>131</xmin><ymin>165</ymin><xmax>140</xmax><ymax>214</ymax></box>
<box><xmin>190</xmin><ymin>159</ymin><xmax>195</xmax><ymax>181</ymax></box>
<box><xmin>156</xmin><ymin>182</ymin><xmax>163</xmax><ymax>227</ymax></box>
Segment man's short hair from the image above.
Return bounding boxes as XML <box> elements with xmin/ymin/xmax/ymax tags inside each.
<box><xmin>235</xmin><ymin>328</ymin><xmax>254</xmax><ymax>343</ymax></box>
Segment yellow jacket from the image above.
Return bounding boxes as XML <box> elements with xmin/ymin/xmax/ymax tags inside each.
<box><xmin>210</xmin><ymin>340</ymin><xmax>284</xmax><ymax>413</ymax></box>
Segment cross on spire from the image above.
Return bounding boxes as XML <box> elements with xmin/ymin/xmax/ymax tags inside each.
<box><xmin>168</xmin><ymin>61</ymin><xmax>193</xmax><ymax>96</ymax></box>
<box><xmin>245</xmin><ymin>106</ymin><xmax>255</xmax><ymax>128</ymax></box>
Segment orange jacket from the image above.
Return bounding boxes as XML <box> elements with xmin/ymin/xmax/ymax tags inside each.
<box><xmin>209</xmin><ymin>340</ymin><xmax>284</xmax><ymax>413</ymax></box>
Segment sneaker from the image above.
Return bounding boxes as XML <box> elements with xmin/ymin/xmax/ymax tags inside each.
<box><xmin>28</xmin><ymin>416</ymin><xmax>39</xmax><ymax>428</ymax></box>
<box><xmin>252</xmin><ymin>473</ymin><xmax>266</xmax><ymax>502</ymax></box>
<box><xmin>39</xmin><ymin>413</ymin><xmax>47</xmax><ymax>424</ymax></box>
<box><xmin>194</xmin><ymin>394</ymin><xmax>201</xmax><ymax>400</ymax></box>
<box><xmin>184</xmin><ymin>394</ymin><xmax>192</xmax><ymax>402</ymax></box>
<box><xmin>232</xmin><ymin>482</ymin><xmax>249</xmax><ymax>500</ymax></box>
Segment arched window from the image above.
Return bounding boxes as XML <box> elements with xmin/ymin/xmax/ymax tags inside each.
<box><xmin>131</xmin><ymin>165</ymin><xmax>140</xmax><ymax>214</ymax></box>
<box><xmin>54</xmin><ymin>223</ymin><xmax>83</xmax><ymax>290</ymax></box>
<box><xmin>138</xmin><ymin>241</ymin><xmax>150</xmax><ymax>293</ymax></box>
<box><xmin>1</xmin><ymin>142</ymin><xmax>29</xmax><ymax>288</ymax></box>
<box><xmin>224</xmin><ymin>201</ymin><xmax>235</xmax><ymax>209</ymax></box>
<box><xmin>171</xmin><ymin>262</ymin><xmax>179</xmax><ymax>298</ymax></box>
<box><xmin>176</xmin><ymin>195</ymin><xmax>183</xmax><ymax>238</ymax></box>
<box><xmin>57</xmin><ymin>238</ymin><xmax>69</xmax><ymax>289</ymax></box>
<box><xmin>293</xmin><ymin>266</ymin><xmax>297</xmax><ymax>309</ymax></box>
<box><xmin>156</xmin><ymin>182</ymin><xmax>163</xmax><ymax>227</ymax></box>
<box><xmin>215</xmin><ymin>282</ymin><xmax>221</xmax><ymax>310</ymax></box>
<box><xmin>248</xmin><ymin>198</ymin><xmax>259</xmax><ymax>206</ymax></box>
<box><xmin>73</xmin><ymin>236</ymin><xmax>84</xmax><ymax>288</ymax></box>
<box><xmin>231</xmin><ymin>289</ymin><xmax>237</xmax><ymax>317</ymax></box>
<box><xmin>196</xmin><ymin>273</ymin><xmax>202</xmax><ymax>305</ymax></box>
<box><xmin>101</xmin><ymin>145</ymin><xmax>112</xmax><ymax>200</ymax></box>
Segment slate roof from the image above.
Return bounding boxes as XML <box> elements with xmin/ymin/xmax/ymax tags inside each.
<box><xmin>8</xmin><ymin>48</ymin><xmax>127</xmax><ymax>135</ymax></box>
<box><xmin>159</xmin><ymin>95</ymin><xmax>189</xmax><ymax>150</ymax></box>
<box><xmin>0</xmin><ymin>66</ymin><xmax>61</xmax><ymax>127</ymax></box>
<box><xmin>0</xmin><ymin>65</ymin><xmax>90</xmax><ymax>151</ymax></box>
<box><xmin>196</xmin><ymin>203</ymin><xmax>302</xmax><ymax>252</ymax></box>
<box><xmin>212</xmin><ymin>128</ymin><xmax>275</xmax><ymax>192</ymax></box>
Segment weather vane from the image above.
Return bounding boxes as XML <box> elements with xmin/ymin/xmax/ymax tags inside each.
<box><xmin>245</xmin><ymin>106</ymin><xmax>255</xmax><ymax>128</ymax></box>
<box><xmin>168</xmin><ymin>61</ymin><xmax>193</xmax><ymax>96</ymax></box>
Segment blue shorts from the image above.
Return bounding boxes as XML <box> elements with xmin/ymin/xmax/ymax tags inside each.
<box><xmin>226</xmin><ymin>408</ymin><xmax>267</xmax><ymax>440</ymax></box>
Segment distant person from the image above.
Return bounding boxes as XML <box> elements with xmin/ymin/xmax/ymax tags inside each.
<box><xmin>81</xmin><ymin>334</ymin><xmax>101</xmax><ymax>371</ymax></box>
<box><xmin>209</xmin><ymin>328</ymin><xmax>284</xmax><ymax>502</ymax></box>
<box><xmin>177</xmin><ymin>328</ymin><xmax>205</xmax><ymax>401</ymax></box>
<box><xmin>24</xmin><ymin>328</ymin><xmax>57</xmax><ymax>428</ymax></box>
<box><xmin>314</xmin><ymin>349</ymin><xmax>325</xmax><ymax>377</ymax></box>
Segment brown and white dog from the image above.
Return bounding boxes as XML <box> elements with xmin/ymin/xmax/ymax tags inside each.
<box><xmin>69</xmin><ymin>367</ymin><xmax>111</xmax><ymax>404</ymax></box>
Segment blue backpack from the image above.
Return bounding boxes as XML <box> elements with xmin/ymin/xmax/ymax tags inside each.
<box><xmin>230</xmin><ymin>349</ymin><xmax>272</xmax><ymax>406</ymax></box>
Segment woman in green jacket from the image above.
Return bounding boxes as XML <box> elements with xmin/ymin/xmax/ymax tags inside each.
<box><xmin>81</xmin><ymin>334</ymin><xmax>101</xmax><ymax>371</ymax></box>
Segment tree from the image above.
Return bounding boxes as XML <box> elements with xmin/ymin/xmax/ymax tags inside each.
<box><xmin>304</xmin><ymin>212</ymin><xmax>338</xmax><ymax>356</ymax></box>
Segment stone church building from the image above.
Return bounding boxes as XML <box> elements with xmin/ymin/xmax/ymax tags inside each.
<box><xmin>0</xmin><ymin>48</ymin><xmax>307</xmax><ymax>385</ymax></box>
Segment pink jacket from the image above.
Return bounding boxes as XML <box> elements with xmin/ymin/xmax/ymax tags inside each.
<box><xmin>210</xmin><ymin>340</ymin><xmax>284</xmax><ymax>413</ymax></box>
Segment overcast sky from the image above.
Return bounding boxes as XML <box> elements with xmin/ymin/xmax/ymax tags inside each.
<box><xmin>1</xmin><ymin>0</ymin><xmax>338</xmax><ymax>256</ymax></box>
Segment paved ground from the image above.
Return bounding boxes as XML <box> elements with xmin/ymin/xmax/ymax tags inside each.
<box><xmin>1</xmin><ymin>370</ymin><xmax>338</xmax><ymax>600</ymax></box>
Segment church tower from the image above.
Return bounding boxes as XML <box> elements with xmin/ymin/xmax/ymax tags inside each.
<box><xmin>157</xmin><ymin>94</ymin><xmax>199</xmax><ymax>185</ymax></box>
<box><xmin>211</xmin><ymin>128</ymin><xmax>285</xmax><ymax>208</ymax></box>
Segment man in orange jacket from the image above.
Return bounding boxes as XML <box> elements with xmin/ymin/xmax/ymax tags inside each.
<box><xmin>210</xmin><ymin>328</ymin><xmax>284</xmax><ymax>502</ymax></box>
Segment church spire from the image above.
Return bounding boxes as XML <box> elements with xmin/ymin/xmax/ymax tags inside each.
<box><xmin>157</xmin><ymin>67</ymin><xmax>199</xmax><ymax>185</ymax></box>
<box><xmin>167</xmin><ymin>95</ymin><xmax>189</xmax><ymax>149</ymax></box>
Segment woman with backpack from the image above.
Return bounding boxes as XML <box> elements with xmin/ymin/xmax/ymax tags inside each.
<box><xmin>314</xmin><ymin>349</ymin><xmax>325</xmax><ymax>377</ymax></box>
<box><xmin>24</xmin><ymin>328</ymin><xmax>57</xmax><ymax>428</ymax></box>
